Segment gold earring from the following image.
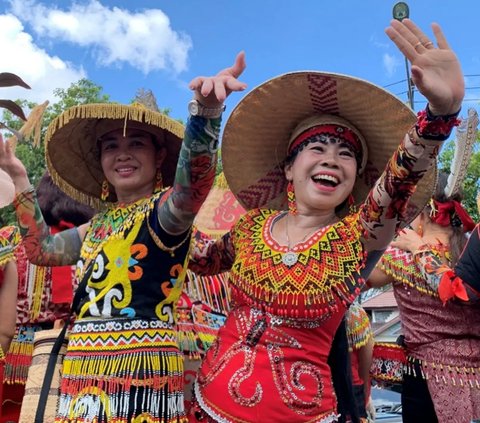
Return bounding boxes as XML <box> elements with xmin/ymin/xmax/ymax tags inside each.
<box><xmin>101</xmin><ymin>179</ymin><xmax>109</xmax><ymax>201</ymax></box>
<box><xmin>154</xmin><ymin>170</ymin><xmax>163</xmax><ymax>193</ymax></box>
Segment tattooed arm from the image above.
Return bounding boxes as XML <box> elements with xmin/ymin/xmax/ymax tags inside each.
<box><xmin>0</xmin><ymin>135</ymin><xmax>85</xmax><ymax>266</ymax></box>
<box><xmin>13</xmin><ymin>188</ymin><xmax>85</xmax><ymax>266</ymax></box>
<box><xmin>157</xmin><ymin>52</ymin><xmax>247</xmax><ymax>235</ymax></box>
<box><xmin>359</xmin><ymin>130</ymin><xmax>443</xmax><ymax>253</ymax></box>
<box><xmin>189</xmin><ymin>229</ymin><xmax>236</xmax><ymax>276</ymax></box>
<box><xmin>158</xmin><ymin>116</ymin><xmax>220</xmax><ymax>235</ymax></box>
<box><xmin>359</xmin><ymin>19</ymin><xmax>464</xmax><ymax>252</ymax></box>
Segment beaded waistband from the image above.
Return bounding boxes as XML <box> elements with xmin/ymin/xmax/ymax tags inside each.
<box><xmin>71</xmin><ymin>317</ymin><xmax>174</xmax><ymax>334</ymax></box>
<box><xmin>248</xmin><ymin>307</ymin><xmax>330</xmax><ymax>329</ymax></box>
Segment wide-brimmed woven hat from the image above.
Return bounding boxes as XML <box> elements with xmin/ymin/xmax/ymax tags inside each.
<box><xmin>45</xmin><ymin>103</ymin><xmax>185</xmax><ymax>209</ymax></box>
<box><xmin>222</xmin><ymin>71</ymin><xmax>436</xmax><ymax>226</ymax></box>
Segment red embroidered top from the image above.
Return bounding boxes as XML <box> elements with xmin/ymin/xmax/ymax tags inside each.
<box><xmin>194</xmin><ymin>210</ymin><xmax>364</xmax><ymax>422</ymax></box>
<box><xmin>189</xmin><ymin>132</ymin><xmax>444</xmax><ymax>422</ymax></box>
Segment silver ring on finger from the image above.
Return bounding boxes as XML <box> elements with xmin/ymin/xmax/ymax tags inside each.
<box><xmin>414</xmin><ymin>41</ymin><xmax>423</xmax><ymax>51</ymax></box>
<box><xmin>423</xmin><ymin>41</ymin><xmax>434</xmax><ymax>49</ymax></box>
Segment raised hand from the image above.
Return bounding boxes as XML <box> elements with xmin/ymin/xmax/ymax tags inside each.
<box><xmin>391</xmin><ymin>227</ymin><xmax>424</xmax><ymax>253</ymax></box>
<box><xmin>0</xmin><ymin>134</ymin><xmax>31</xmax><ymax>192</ymax></box>
<box><xmin>385</xmin><ymin>19</ymin><xmax>464</xmax><ymax>115</ymax></box>
<box><xmin>189</xmin><ymin>51</ymin><xmax>247</xmax><ymax>107</ymax></box>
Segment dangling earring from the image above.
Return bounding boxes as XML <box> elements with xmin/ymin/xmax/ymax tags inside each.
<box><xmin>417</xmin><ymin>224</ymin><xmax>424</xmax><ymax>237</ymax></box>
<box><xmin>348</xmin><ymin>193</ymin><xmax>356</xmax><ymax>214</ymax></box>
<box><xmin>154</xmin><ymin>169</ymin><xmax>163</xmax><ymax>193</ymax></box>
<box><xmin>101</xmin><ymin>179</ymin><xmax>109</xmax><ymax>201</ymax></box>
<box><xmin>287</xmin><ymin>181</ymin><xmax>297</xmax><ymax>215</ymax></box>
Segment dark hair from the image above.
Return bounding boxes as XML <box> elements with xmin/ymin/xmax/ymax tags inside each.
<box><xmin>284</xmin><ymin>133</ymin><xmax>362</xmax><ymax>172</ymax></box>
<box><xmin>36</xmin><ymin>173</ymin><xmax>95</xmax><ymax>227</ymax></box>
<box><xmin>426</xmin><ymin>171</ymin><xmax>467</xmax><ymax>265</ymax></box>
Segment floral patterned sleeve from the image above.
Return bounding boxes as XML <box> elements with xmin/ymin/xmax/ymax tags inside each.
<box><xmin>359</xmin><ymin>131</ymin><xmax>443</xmax><ymax>252</ymax></box>
<box><xmin>189</xmin><ymin>227</ymin><xmax>236</xmax><ymax>276</ymax></box>
<box><xmin>158</xmin><ymin>116</ymin><xmax>220</xmax><ymax>235</ymax></box>
<box><xmin>13</xmin><ymin>189</ymin><xmax>83</xmax><ymax>266</ymax></box>
<box><xmin>414</xmin><ymin>225</ymin><xmax>480</xmax><ymax>304</ymax></box>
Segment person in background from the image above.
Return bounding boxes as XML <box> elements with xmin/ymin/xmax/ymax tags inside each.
<box><xmin>0</xmin><ymin>226</ymin><xmax>19</xmax><ymax>358</ymax></box>
<box><xmin>188</xmin><ymin>19</ymin><xmax>464</xmax><ymax>423</ymax></box>
<box><xmin>367</xmin><ymin>171</ymin><xmax>480</xmax><ymax>422</ymax></box>
<box><xmin>1</xmin><ymin>172</ymin><xmax>94</xmax><ymax>423</ymax></box>
<box><xmin>345</xmin><ymin>304</ymin><xmax>374</xmax><ymax>423</ymax></box>
<box><xmin>0</xmin><ymin>228</ymin><xmax>18</xmax><ymax>423</ymax></box>
<box><xmin>400</xmin><ymin>190</ymin><xmax>480</xmax><ymax>305</ymax></box>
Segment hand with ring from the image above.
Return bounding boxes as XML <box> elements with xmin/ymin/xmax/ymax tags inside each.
<box><xmin>385</xmin><ymin>18</ymin><xmax>464</xmax><ymax>116</ymax></box>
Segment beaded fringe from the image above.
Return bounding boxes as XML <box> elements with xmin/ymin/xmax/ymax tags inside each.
<box><xmin>404</xmin><ymin>356</ymin><xmax>480</xmax><ymax>389</ymax></box>
<box><xmin>4</xmin><ymin>326</ymin><xmax>39</xmax><ymax>384</ymax></box>
<box><xmin>57</xmin><ymin>349</ymin><xmax>186</xmax><ymax>422</ymax></box>
<box><xmin>380</xmin><ymin>249</ymin><xmax>439</xmax><ymax>298</ymax></box>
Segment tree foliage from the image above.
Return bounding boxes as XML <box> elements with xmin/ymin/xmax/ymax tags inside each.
<box><xmin>438</xmin><ymin>131</ymin><xmax>480</xmax><ymax>222</ymax></box>
<box><xmin>0</xmin><ymin>79</ymin><xmax>110</xmax><ymax>225</ymax></box>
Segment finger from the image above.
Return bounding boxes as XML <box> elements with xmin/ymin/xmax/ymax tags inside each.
<box><xmin>402</xmin><ymin>19</ymin><xmax>433</xmax><ymax>48</ymax></box>
<box><xmin>225</xmin><ymin>78</ymin><xmax>247</xmax><ymax>92</ymax></box>
<box><xmin>213</xmin><ymin>79</ymin><xmax>227</xmax><ymax>102</ymax></box>
<box><xmin>385</xmin><ymin>25</ymin><xmax>418</xmax><ymax>60</ymax></box>
<box><xmin>189</xmin><ymin>76</ymin><xmax>206</xmax><ymax>91</ymax></box>
<box><xmin>200</xmin><ymin>78</ymin><xmax>214</xmax><ymax>97</ymax></box>
<box><xmin>431</xmin><ymin>22</ymin><xmax>450</xmax><ymax>50</ymax></box>
<box><xmin>227</xmin><ymin>51</ymin><xmax>247</xmax><ymax>79</ymax></box>
<box><xmin>410</xmin><ymin>65</ymin><xmax>425</xmax><ymax>90</ymax></box>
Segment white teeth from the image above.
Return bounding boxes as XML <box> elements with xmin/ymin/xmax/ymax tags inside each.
<box><xmin>312</xmin><ymin>174</ymin><xmax>339</xmax><ymax>184</ymax></box>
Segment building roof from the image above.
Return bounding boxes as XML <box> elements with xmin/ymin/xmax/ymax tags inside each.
<box><xmin>361</xmin><ymin>288</ymin><xmax>398</xmax><ymax>309</ymax></box>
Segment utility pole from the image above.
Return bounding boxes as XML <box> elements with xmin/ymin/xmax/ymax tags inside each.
<box><xmin>392</xmin><ymin>2</ymin><xmax>415</xmax><ymax>110</ymax></box>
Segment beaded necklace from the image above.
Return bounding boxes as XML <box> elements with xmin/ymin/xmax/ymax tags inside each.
<box><xmin>80</xmin><ymin>190</ymin><xmax>164</xmax><ymax>278</ymax></box>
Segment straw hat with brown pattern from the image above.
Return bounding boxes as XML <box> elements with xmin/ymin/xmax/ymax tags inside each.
<box><xmin>45</xmin><ymin>103</ymin><xmax>184</xmax><ymax>209</ymax></box>
<box><xmin>222</xmin><ymin>71</ymin><xmax>437</xmax><ymax>226</ymax></box>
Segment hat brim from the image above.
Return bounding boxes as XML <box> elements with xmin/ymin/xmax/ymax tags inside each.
<box><xmin>45</xmin><ymin>104</ymin><xmax>184</xmax><ymax>209</ymax></box>
<box><xmin>222</xmin><ymin>71</ymin><xmax>436</xmax><ymax>227</ymax></box>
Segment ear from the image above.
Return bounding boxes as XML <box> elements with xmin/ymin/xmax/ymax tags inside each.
<box><xmin>156</xmin><ymin>146</ymin><xmax>167</xmax><ymax>167</ymax></box>
<box><xmin>284</xmin><ymin>162</ymin><xmax>293</xmax><ymax>182</ymax></box>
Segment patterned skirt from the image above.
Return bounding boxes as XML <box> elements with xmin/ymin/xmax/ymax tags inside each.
<box><xmin>55</xmin><ymin>318</ymin><xmax>187</xmax><ymax>423</ymax></box>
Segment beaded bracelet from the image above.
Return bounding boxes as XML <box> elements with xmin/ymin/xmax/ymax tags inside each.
<box><xmin>415</xmin><ymin>105</ymin><xmax>461</xmax><ymax>141</ymax></box>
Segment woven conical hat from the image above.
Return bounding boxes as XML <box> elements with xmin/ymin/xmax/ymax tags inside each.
<box><xmin>45</xmin><ymin>103</ymin><xmax>185</xmax><ymax>209</ymax></box>
<box><xmin>222</xmin><ymin>71</ymin><xmax>436</xmax><ymax>226</ymax></box>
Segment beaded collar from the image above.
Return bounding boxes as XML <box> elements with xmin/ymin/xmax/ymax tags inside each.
<box><xmin>81</xmin><ymin>190</ymin><xmax>164</xmax><ymax>266</ymax></box>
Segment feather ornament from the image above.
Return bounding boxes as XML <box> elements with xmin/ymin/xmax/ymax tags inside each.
<box><xmin>444</xmin><ymin>108</ymin><xmax>479</xmax><ymax>198</ymax></box>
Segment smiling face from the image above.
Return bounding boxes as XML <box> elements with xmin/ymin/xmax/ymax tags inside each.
<box><xmin>284</xmin><ymin>137</ymin><xmax>358</xmax><ymax>214</ymax></box>
<box><xmin>99</xmin><ymin>128</ymin><xmax>166</xmax><ymax>203</ymax></box>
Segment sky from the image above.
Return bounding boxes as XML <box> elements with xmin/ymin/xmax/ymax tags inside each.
<box><xmin>0</xmin><ymin>0</ymin><xmax>479</xmax><ymax>126</ymax></box>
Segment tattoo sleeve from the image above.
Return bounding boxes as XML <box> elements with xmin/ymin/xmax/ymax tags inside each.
<box><xmin>189</xmin><ymin>229</ymin><xmax>235</xmax><ymax>275</ymax></box>
<box><xmin>13</xmin><ymin>187</ymin><xmax>82</xmax><ymax>266</ymax></box>
<box><xmin>360</xmin><ymin>132</ymin><xmax>442</xmax><ymax>252</ymax></box>
<box><xmin>158</xmin><ymin>116</ymin><xmax>220</xmax><ymax>234</ymax></box>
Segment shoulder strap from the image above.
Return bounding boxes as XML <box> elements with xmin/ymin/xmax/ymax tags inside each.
<box><xmin>34</xmin><ymin>267</ymin><xmax>89</xmax><ymax>423</ymax></box>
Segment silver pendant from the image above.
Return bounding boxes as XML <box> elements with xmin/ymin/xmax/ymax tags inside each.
<box><xmin>282</xmin><ymin>251</ymin><xmax>298</xmax><ymax>267</ymax></box>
